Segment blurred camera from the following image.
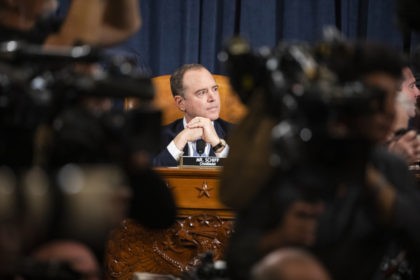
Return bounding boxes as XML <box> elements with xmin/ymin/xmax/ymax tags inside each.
<box><xmin>182</xmin><ymin>252</ymin><xmax>228</xmax><ymax>280</ymax></box>
<box><xmin>0</xmin><ymin>42</ymin><xmax>176</xmax><ymax>279</ymax></box>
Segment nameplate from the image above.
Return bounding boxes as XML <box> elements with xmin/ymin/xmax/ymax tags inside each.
<box><xmin>180</xmin><ymin>156</ymin><xmax>224</xmax><ymax>167</ymax></box>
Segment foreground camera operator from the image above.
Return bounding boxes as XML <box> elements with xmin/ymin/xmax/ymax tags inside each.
<box><xmin>0</xmin><ymin>1</ymin><xmax>179</xmax><ymax>279</ymax></box>
<box><xmin>0</xmin><ymin>0</ymin><xmax>141</xmax><ymax>47</ymax></box>
<box><xmin>221</xmin><ymin>41</ymin><xmax>420</xmax><ymax>280</ymax></box>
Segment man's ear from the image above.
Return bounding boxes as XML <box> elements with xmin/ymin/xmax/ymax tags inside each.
<box><xmin>174</xmin><ymin>95</ymin><xmax>185</xmax><ymax>111</ymax></box>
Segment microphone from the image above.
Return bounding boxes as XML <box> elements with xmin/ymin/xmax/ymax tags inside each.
<box><xmin>196</xmin><ymin>139</ymin><xmax>206</xmax><ymax>155</ymax></box>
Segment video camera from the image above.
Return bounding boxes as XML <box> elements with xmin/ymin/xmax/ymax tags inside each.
<box><xmin>220</xmin><ymin>29</ymin><xmax>386</xmax><ymax>197</ymax></box>
<box><xmin>0</xmin><ymin>41</ymin><xmax>160</xmax><ymax>167</ymax></box>
<box><xmin>0</xmin><ymin>41</ymin><xmax>176</xmax><ymax>279</ymax></box>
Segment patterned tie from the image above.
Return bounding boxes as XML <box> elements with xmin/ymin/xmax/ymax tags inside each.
<box><xmin>196</xmin><ymin>139</ymin><xmax>206</xmax><ymax>156</ymax></box>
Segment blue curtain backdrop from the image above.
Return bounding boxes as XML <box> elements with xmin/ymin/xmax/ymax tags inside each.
<box><xmin>59</xmin><ymin>0</ymin><xmax>419</xmax><ymax>76</ymax></box>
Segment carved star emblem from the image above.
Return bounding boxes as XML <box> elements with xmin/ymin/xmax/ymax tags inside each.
<box><xmin>196</xmin><ymin>181</ymin><xmax>213</xmax><ymax>198</ymax></box>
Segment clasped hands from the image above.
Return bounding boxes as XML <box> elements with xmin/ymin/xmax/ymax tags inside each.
<box><xmin>173</xmin><ymin>117</ymin><xmax>220</xmax><ymax>151</ymax></box>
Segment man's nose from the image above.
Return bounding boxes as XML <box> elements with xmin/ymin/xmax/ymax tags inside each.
<box><xmin>415</xmin><ymin>86</ymin><xmax>420</xmax><ymax>98</ymax></box>
<box><xmin>207</xmin><ymin>89</ymin><xmax>216</xmax><ymax>101</ymax></box>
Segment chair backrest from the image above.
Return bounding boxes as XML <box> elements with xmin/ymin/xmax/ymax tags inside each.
<box><xmin>125</xmin><ymin>74</ymin><xmax>247</xmax><ymax>125</ymax></box>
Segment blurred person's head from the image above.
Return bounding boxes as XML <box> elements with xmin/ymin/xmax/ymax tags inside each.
<box><xmin>385</xmin><ymin>92</ymin><xmax>412</xmax><ymax>160</ymax></box>
<box><xmin>170</xmin><ymin>64</ymin><xmax>221</xmax><ymax>122</ymax></box>
<box><xmin>400</xmin><ymin>66</ymin><xmax>420</xmax><ymax>117</ymax></box>
<box><xmin>251</xmin><ymin>248</ymin><xmax>331</xmax><ymax>280</ymax></box>
<box><xmin>409</xmin><ymin>44</ymin><xmax>420</xmax><ymax>88</ymax></box>
<box><xmin>31</xmin><ymin>239</ymin><xmax>101</xmax><ymax>280</ymax></box>
<box><xmin>326</xmin><ymin>42</ymin><xmax>404</xmax><ymax>144</ymax></box>
<box><xmin>391</xmin><ymin>92</ymin><xmax>411</xmax><ymax>135</ymax></box>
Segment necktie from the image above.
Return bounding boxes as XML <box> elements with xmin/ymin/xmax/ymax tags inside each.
<box><xmin>196</xmin><ymin>139</ymin><xmax>206</xmax><ymax>155</ymax></box>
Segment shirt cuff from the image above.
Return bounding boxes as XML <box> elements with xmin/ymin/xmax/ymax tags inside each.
<box><xmin>215</xmin><ymin>144</ymin><xmax>229</xmax><ymax>158</ymax></box>
<box><xmin>167</xmin><ymin>140</ymin><xmax>184</xmax><ymax>162</ymax></box>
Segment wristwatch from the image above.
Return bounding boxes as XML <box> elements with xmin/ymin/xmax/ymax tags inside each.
<box><xmin>212</xmin><ymin>139</ymin><xmax>226</xmax><ymax>153</ymax></box>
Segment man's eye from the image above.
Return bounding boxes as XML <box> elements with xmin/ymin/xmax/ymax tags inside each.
<box><xmin>197</xmin><ymin>91</ymin><xmax>205</xmax><ymax>96</ymax></box>
<box><xmin>213</xmin><ymin>86</ymin><xmax>219</xmax><ymax>92</ymax></box>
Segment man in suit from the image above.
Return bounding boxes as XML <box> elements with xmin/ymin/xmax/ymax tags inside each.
<box><xmin>152</xmin><ymin>64</ymin><xmax>232</xmax><ymax>167</ymax></box>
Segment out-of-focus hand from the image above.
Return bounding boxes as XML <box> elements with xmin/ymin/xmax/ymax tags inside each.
<box><xmin>259</xmin><ymin>200</ymin><xmax>325</xmax><ymax>253</ymax></box>
<box><xmin>44</xmin><ymin>0</ymin><xmax>141</xmax><ymax>47</ymax></box>
<box><xmin>387</xmin><ymin>130</ymin><xmax>420</xmax><ymax>164</ymax></box>
<box><xmin>365</xmin><ymin>164</ymin><xmax>395</xmax><ymax>224</ymax></box>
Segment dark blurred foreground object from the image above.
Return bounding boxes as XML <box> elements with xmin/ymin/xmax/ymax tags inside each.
<box><xmin>396</xmin><ymin>0</ymin><xmax>420</xmax><ymax>33</ymax></box>
<box><xmin>12</xmin><ymin>239</ymin><xmax>101</xmax><ymax>280</ymax></box>
<box><xmin>219</xmin><ymin>34</ymin><xmax>379</xmax><ymax>210</ymax></box>
<box><xmin>182</xmin><ymin>252</ymin><xmax>229</xmax><ymax>280</ymax></box>
<box><xmin>0</xmin><ymin>41</ymin><xmax>156</xmax><ymax>167</ymax></box>
<box><xmin>0</xmin><ymin>165</ymin><xmax>176</xmax><ymax>279</ymax></box>
<box><xmin>220</xmin><ymin>34</ymin><xmax>420</xmax><ymax>280</ymax></box>
<box><xmin>9</xmin><ymin>258</ymin><xmax>82</xmax><ymax>280</ymax></box>
<box><xmin>0</xmin><ymin>42</ymin><xmax>176</xmax><ymax>278</ymax></box>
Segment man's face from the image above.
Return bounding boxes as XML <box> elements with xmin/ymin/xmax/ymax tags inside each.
<box><xmin>400</xmin><ymin>67</ymin><xmax>420</xmax><ymax>117</ymax></box>
<box><xmin>175</xmin><ymin>68</ymin><xmax>221</xmax><ymax>123</ymax></box>
<box><xmin>391</xmin><ymin>94</ymin><xmax>410</xmax><ymax>134</ymax></box>
<box><xmin>355</xmin><ymin>73</ymin><xmax>400</xmax><ymax>143</ymax></box>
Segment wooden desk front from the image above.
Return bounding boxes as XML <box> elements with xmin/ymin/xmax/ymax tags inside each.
<box><xmin>154</xmin><ymin>167</ymin><xmax>234</xmax><ymax>219</ymax></box>
<box><xmin>105</xmin><ymin>167</ymin><xmax>234</xmax><ymax>280</ymax></box>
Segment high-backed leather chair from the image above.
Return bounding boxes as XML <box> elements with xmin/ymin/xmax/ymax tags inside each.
<box><xmin>125</xmin><ymin>74</ymin><xmax>247</xmax><ymax>124</ymax></box>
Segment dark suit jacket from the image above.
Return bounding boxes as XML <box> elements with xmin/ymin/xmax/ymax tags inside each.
<box><xmin>152</xmin><ymin>118</ymin><xmax>233</xmax><ymax>167</ymax></box>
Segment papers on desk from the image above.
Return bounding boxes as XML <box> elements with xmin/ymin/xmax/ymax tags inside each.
<box><xmin>180</xmin><ymin>156</ymin><xmax>224</xmax><ymax>167</ymax></box>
